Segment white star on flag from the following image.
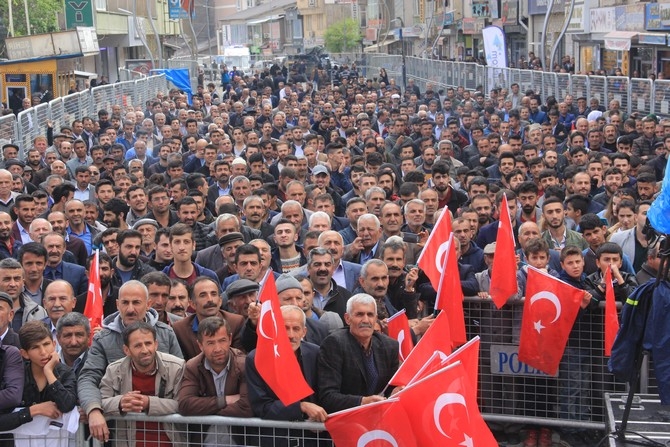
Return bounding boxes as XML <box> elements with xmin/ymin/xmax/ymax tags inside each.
<box><xmin>534</xmin><ymin>320</ymin><xmax>545</xmax><ymax>333</ymax></box>
<box><xmin>460</xmin><ymin>433</ymin><xmax>474</xmax><ymax>447</ymax></box>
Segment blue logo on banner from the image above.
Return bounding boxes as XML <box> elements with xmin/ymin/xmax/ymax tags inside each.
<box><xmin>169</xmin><ymin>0</ymin><xmax>192</xmax><ymax>19</ymax></box>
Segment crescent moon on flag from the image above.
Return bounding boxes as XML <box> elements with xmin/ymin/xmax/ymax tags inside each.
<box><xmin>396</xmin><ymin>330</ymin><xmax>405</xmax><ymax>361</ymax></box>
<box><xmin>357</xmin><ymin>430</ymin><xmax>399</xmax><ymax>447</ymax></box>
<box><xmin>433</xmin><ymin>392</ymin><xmax>469</xmax><ymax>438</ymax></box>
<box><xmin>529</xmin><ymin>291</ymin><xmax>562</xmax><ymax>323</ymax></box>
<box><xmin>434</xmin><ymin>239</ymin><xmax>451</xmax><ymax>274</ymax></box>
<box><xmin>258</xmin><ymin>301</ymin><xmax>277</xmax><ymax>340</ymax></box>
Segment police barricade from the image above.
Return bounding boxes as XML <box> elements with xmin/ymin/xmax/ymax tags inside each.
<box><xmin>606</xmin><ymin>76</ymin><xmax>629</xmax><ymax>114</ymax></box>
<box><xmin>0</xmin><ymin>114</ymin><xmax>17</xmax><ymax>148</ymax></box>
<box><xmin>83</xmin><ymin>414</ymin><xmax>333</xmax><ymax>447</ymax></box>
<box><xmin>652</xmin><ymin>80</ymin><xmax>670</xmax><ymax>117</ymax></box>
<box><xmin>465</xmin><ymin>296</ymin><xmax>630</xmax><ymax>430</ymax></box>
<box><xmin>588</xmin><ymin>75</ymin><xmax>607</xmax><ymax>109</ymax></box>
<box><xmin>629</xmin><ymin>78</ymin><xmax>654</xmax><ymax>116</ymax></box>
<box><xmin>571</xmin><ymin>75</ymin><xmax>589</xmax><ymax>100</ymax></box>
<box><xmin>556</xmin><ymin>72</ymin><xmax>572</xmax><ymax>101</ymax></box>
<box><xmin>542</xmin><ymin>72</ymin><xmax>558</xmax><ymax>103</ymax></box>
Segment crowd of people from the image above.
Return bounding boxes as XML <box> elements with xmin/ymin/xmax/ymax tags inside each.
<box><xmin>0</xmin><ymin>63</ymin><xmax>667</xmax><ymax>447</ymax></box>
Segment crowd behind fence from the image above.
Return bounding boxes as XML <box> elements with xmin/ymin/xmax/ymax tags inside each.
<box><xmin>0</xmin><ymin>75</ymin><xmax>169</xmax><ymax>159</ymax></box>
<box><xmin>49</xmin><ymin>297</ymin><xmax>644</xmax><ymax>447</ymax></box>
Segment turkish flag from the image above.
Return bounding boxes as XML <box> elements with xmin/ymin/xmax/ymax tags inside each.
<box><xmin>388</xmin><ymin>310</ymin><xmax>452</xmax><ymax>387</ymax></box>
<box><xmin>325</xmin><ymin>398</ymin><xmax>418</xmax><ymax>447</ymax></box>
<box><xmin>417</xmin><ymin>208</ymin><xmax>452</xmax><ymax>290</ymax></box>
<box><xmin>254</xmin><ymin>273</ymin><xmax>314</xmax><ymax>406</ymax></box>
<box><xmin>489</xmin><ymin>194</ymin><xmax>518</xmax><ymax>309</ymax></box>
<box><xmin>435</xmin><ymin>234</ymin><xmax>467</xmax><ymax>346</ymax></box>
<box><xmin>408</xmin><ymin>337</ymin><xmax>480</xmax><ymax>404</ymax></box>
<box><xmin>83</xmin><ymin>250</ymin><xmax>103</xmax><ymax>344</ymax></box>
<box><xmin>604</xmin><ymin>266</ymin><xmax>619</xmax><ymax>357</ymax></box>
<box><xmin>387</xmin><ymin>309</ymin><xmax>414</xmax><ymax>362</ymax></box>
<box><xmin>397</xmin><ymin>361</ymin><xmax>497</xmax><ymax>447</ymax></box>
<box><xmin>518</xmin><ymin>267</ymin><xmax>584</xmax><ymax>376</ymax></box>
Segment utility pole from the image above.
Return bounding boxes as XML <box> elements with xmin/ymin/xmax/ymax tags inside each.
<box><xmin>394</xmin><ymin>17</ymin><xmax>407</xmax><ymax>91</ymax></box>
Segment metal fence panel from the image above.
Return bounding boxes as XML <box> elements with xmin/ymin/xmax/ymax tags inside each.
<box><xmin>571</xmin><ymin>75</ymin><xmax>589</xmax><ymax>100</ymax></box>
<box><xmin>50</xmin><ymin>98</ymin><xmax>66</xmax><ymax>133</ymax></box>
<box><xmin>556</xmin><ymin>73</ymin><xmax>572</xmax><ymax>100</ymax></box>
<box><xmin>589</xmin><ymin>75</ymin><xmax>607</xmax><ymax>106</ymax></box>
<box><xmin>0</xmin><ymin>114</ymin><xmax>17</xmax><ymax>148</ymax></box>
<box><xmin>652</xmin><ymin>80</ymin><xmax>670</xmax><ymax>116</ymax></box>
<box><xmin>87</xmin><ymin>414</ymin><xmax>333</xmax><ymax>447</ymax></box>
<box><xmin>631</xmin><ymin>78</ymin><xmax>654</xmax><ymax>115</ymax></box>
<box><xmin>530</xmin><ymin>71</ymin><xmax>544</xmax><ymax>96</ymax></box>
<box><xmin>606</xmin><ymin>76</ymin><xmax>629</xmax><ymax>114</ymax></box>
<box><xmin>542</xmin><ymin>72</ymin><xmax>558</xmax><ymax>102</ymax></box>
<box><xmin>469</xmin><ymin>298</ymin><xmax>627</xmax><ymax>428</ymax></box>
<box><xmin>518</xmin><ymin>69</ymin><xmax>533</xmax><ymax>95</ymax></box>
<box><xmin>62</xmin><ymin>93</ymin><xmax>80</xmax><ymax>126</ymax></box>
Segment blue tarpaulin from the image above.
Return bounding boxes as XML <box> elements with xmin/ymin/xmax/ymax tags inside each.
<box><xmin>151</xmin><ymin>68</ymin><xmax>192</xmax><ymax>103</ymax></box>
<box><xmin>647</xmin><ymin>156</ymin><xmax>670</xmax><ymax>234</ymax></box>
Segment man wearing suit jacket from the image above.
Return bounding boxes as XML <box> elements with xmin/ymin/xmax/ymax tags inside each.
<box><xmin>246</xmin><ymin>305</ymin><xmax>327</xmax><ymax>447</ymax></box>
<box><xmin>317</xmin><ymin>293</ymin><xmax>399</xmax><ymax>413</ymax></box>
<box><xmin>10</xmin><ymin>194</ymin><xmax>36</xmax><ymax>245</ymax></box>
<box><xmin>0</xmin><ymin>292</ymin><xmax>20</xmax><ymax>348</ymax></box>
<box><xmin>343</xmin><ymin>213</ymin><xmax>384</xmax><ymax>265</ymax></box>
<box><xmin>171</xmin><ymin>276</ymin><xmax>244</xmax><ymax>361</ymax></box>
<box><xmin>42</xmin><ymin>232</ymin><xmax>88</xmax><ymax>296</ymax></box>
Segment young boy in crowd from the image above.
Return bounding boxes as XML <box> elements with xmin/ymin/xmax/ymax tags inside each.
<box><xmin>556</xmin><ymin>246</ymin><xmax>597</xmax><ymax>444</ymax></box>
<box><xmin>585</xmin><ymin>242</ymin><xmax>638</xmax><ymax>303</ymax></box>
<box><xmin>0</xmin><ymin>321</ymin><xmax>78</xmax><ymax>431</ymax></box>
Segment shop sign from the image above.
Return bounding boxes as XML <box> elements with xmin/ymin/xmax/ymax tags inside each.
<box><xmin>590</xmin><ymin>7</ymin><xmax>616</xmax><ymax>33</ymax></box>
<box><xmin>615</xmin><ymin>4</ymin><xmax>645</xmax><ymax>32</ymax></box>
<box><xmin>528</xmin><ymin>0</ymin><xmax>564</xmax><ymax>16</ymax></box>
<box><xmin>502</xmin><ymin>0</ymin><xmax>518</xmax><ymax>25</ymax></box>
<box><xmin>66</xmin><ymin>0</ymin><xmax>94</xmax><ymax>28</ymax></box>
<box><xmin>566</xmin><ymin>0</ymin><xmax>588</xmax><ymax>34</ymax></box>
<box><xmin>644</xmin><ymin>3</ymin><xmax>669</xmax><ymax>31</ymax></box>
<box><xmin>462</xmin><ymin>18</ymin><xmax>485</xmax><ymax>34</ymax></box>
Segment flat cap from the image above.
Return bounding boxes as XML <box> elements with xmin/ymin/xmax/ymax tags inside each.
<box><xmin>275</xmin><ymin>274</ymin><xmax>302</xmax><ymax>294</ymax></box>
<box><xmin>218</xmin><ymin>231</ymin><xmax>244</xmax><ymax>247</ymax></box>
<box><xmin>0</xmin><ymin>292</ymin><xmax>12</xmax><ymax>308</ymax></box>
<box><xmin>227</xmin><ymin>279</ymin><xmax>259</xmax><ymax>298</ymax></box>
<box><xmin>133</xmin><ymin>218</ymin><xmax>159</xmax><ymax>230</ymax></box>
<box><xmin>484</xmin><ymin>242</ymin><xmax>496</xmax><ymax>255</ymax></box>
<box><xmin>4</xmin><ymin>159</ymin><xmax>25</xmax><ymax>169</ymax></box>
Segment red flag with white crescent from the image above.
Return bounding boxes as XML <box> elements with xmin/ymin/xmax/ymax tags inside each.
<box><xmin>604</xmin><ymin>265</ymin><xmax>619</xmax><ymax>356</ymax></box>
<box><xmin>417</xmin><ymin>209</ymin><xmax>452</xmax><ymax>291</ymax></box>
<box><xmin>387</xmin><ymin>309</ymin><xmax>414</xmax><ymax>362</ymax></box>
<box><xmin>84</xmin><ymin>250</ymin><xmax>103</xmax><ymax>344</ymax></box>
<box><xmin>254</xmin><ymin>273</ymin><xmax>314</xmax><ymax>406</ymax></box>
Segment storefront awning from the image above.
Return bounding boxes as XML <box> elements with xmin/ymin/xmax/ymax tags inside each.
<box><xmin>638</xmin><ymin>32</ymin><xmax>668</xmax><ymax>45</ymax></box>
<box><xmin>604</xmin><ymin>31</ymin><xmax>638</xmax><ymax>51</ymax></box>
<box><xmin>363</xmin><ymin>38</ymin><xmax>396</xmax><ymax>53</ymax></box>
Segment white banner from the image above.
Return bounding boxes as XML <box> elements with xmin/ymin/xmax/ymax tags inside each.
<box><xmin>482</xmin><ymin>26</ymin><xmax>508</xmax><ymax>88</ymax></box>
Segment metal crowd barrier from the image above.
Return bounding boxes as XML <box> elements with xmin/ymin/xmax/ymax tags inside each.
<box><xmin>7</xmin><ymin>74</ymin><xmax>169</xmax><ymax>156</ymax></box>
<box><xmin>466</xmin><ymin>296</ymin><xmax>633</xmax><ymax>430</ymax></box>
<box><xmin>366</xmin><ymin>54</ymin><xmax>668</xmax><ymax>117</ymax></box>
<box><xmin>84</xmin><ymin>414</ymin><xmax>333</xmax><ymax>447</ymax></box>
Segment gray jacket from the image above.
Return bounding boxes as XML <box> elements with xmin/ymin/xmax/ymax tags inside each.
<box><xmin>78</xmin><ymin>308</ymin><xmax>183</xmax><ymax>415</ymax></box>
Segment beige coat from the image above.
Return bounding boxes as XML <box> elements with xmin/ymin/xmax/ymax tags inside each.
<box><xmin>100</xmin><ymin>351</ymin><xmax>186</xmax><ymax>447</ymax></box>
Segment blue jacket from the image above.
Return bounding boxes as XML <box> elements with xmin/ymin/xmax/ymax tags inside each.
<box><xmin>44</xmin><ymin>261</ymin><xmax>88</xmax><ymax>296</ymax></box>
<box><xmin>609</xmin><ymin>280</ymin><xmax>670</xmax><ymax>404</ymax></box>
<box><xmin>161</xmin><ymin>263</ymin><xmax>220</xmax><ymax>289</ymax></box>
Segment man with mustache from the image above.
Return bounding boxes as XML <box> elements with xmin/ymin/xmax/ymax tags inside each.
<box><xmin>306</xmin><ymin>248</ymin><xmax>351</xmax><ymax>321</ymax></box>
<box><xmin>42</xmin><ymin>232</ymin><xmax>88</xmax><ymax>296</ymax></box>
<box><xmin>42</xmin><ymin>280</ymin><xmax>76</xmax><ymax>338</ymax></box>
<box><xmin>112</xmin><ymin>229</ymin><xmax>155</xmax><ymax>287</ymax></box>
<box><xmin>78</xmin><ymin>280</ymin><xmax>183</xmax><ymax>443</ymax></box>
<box><xmin>344</xmin><ymin>213</ymin><xmax>383</xmax><ymax>265</ymax></box>
<box><xmin>166</xmin><ymin>279</ymin><xmax>189</xmax><ymax>318</ymax></box>
<box><xmin>142</xmin><ymin>272</ymin><xmax>182</xmax><ymax>326</ymax></box>
<box><xmin>171</xmin><ymin>276</ymin><xmax>244</xmax><ymax>361</ymax></box>
<box><xmin>160</xmin><ymin>224</ymin><xmax>218</xmax><ymax>288</ymax></box>
<box><xmin>317</xmin><ymin>293</ymin><xmax>399</xmax><ymax>413</ymax></box>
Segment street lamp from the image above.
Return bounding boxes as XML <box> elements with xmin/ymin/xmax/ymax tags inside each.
<box><xmin>392</xmin><ymin>17</ymin><xmax>407</xmax><ymax>93</ymax></box>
